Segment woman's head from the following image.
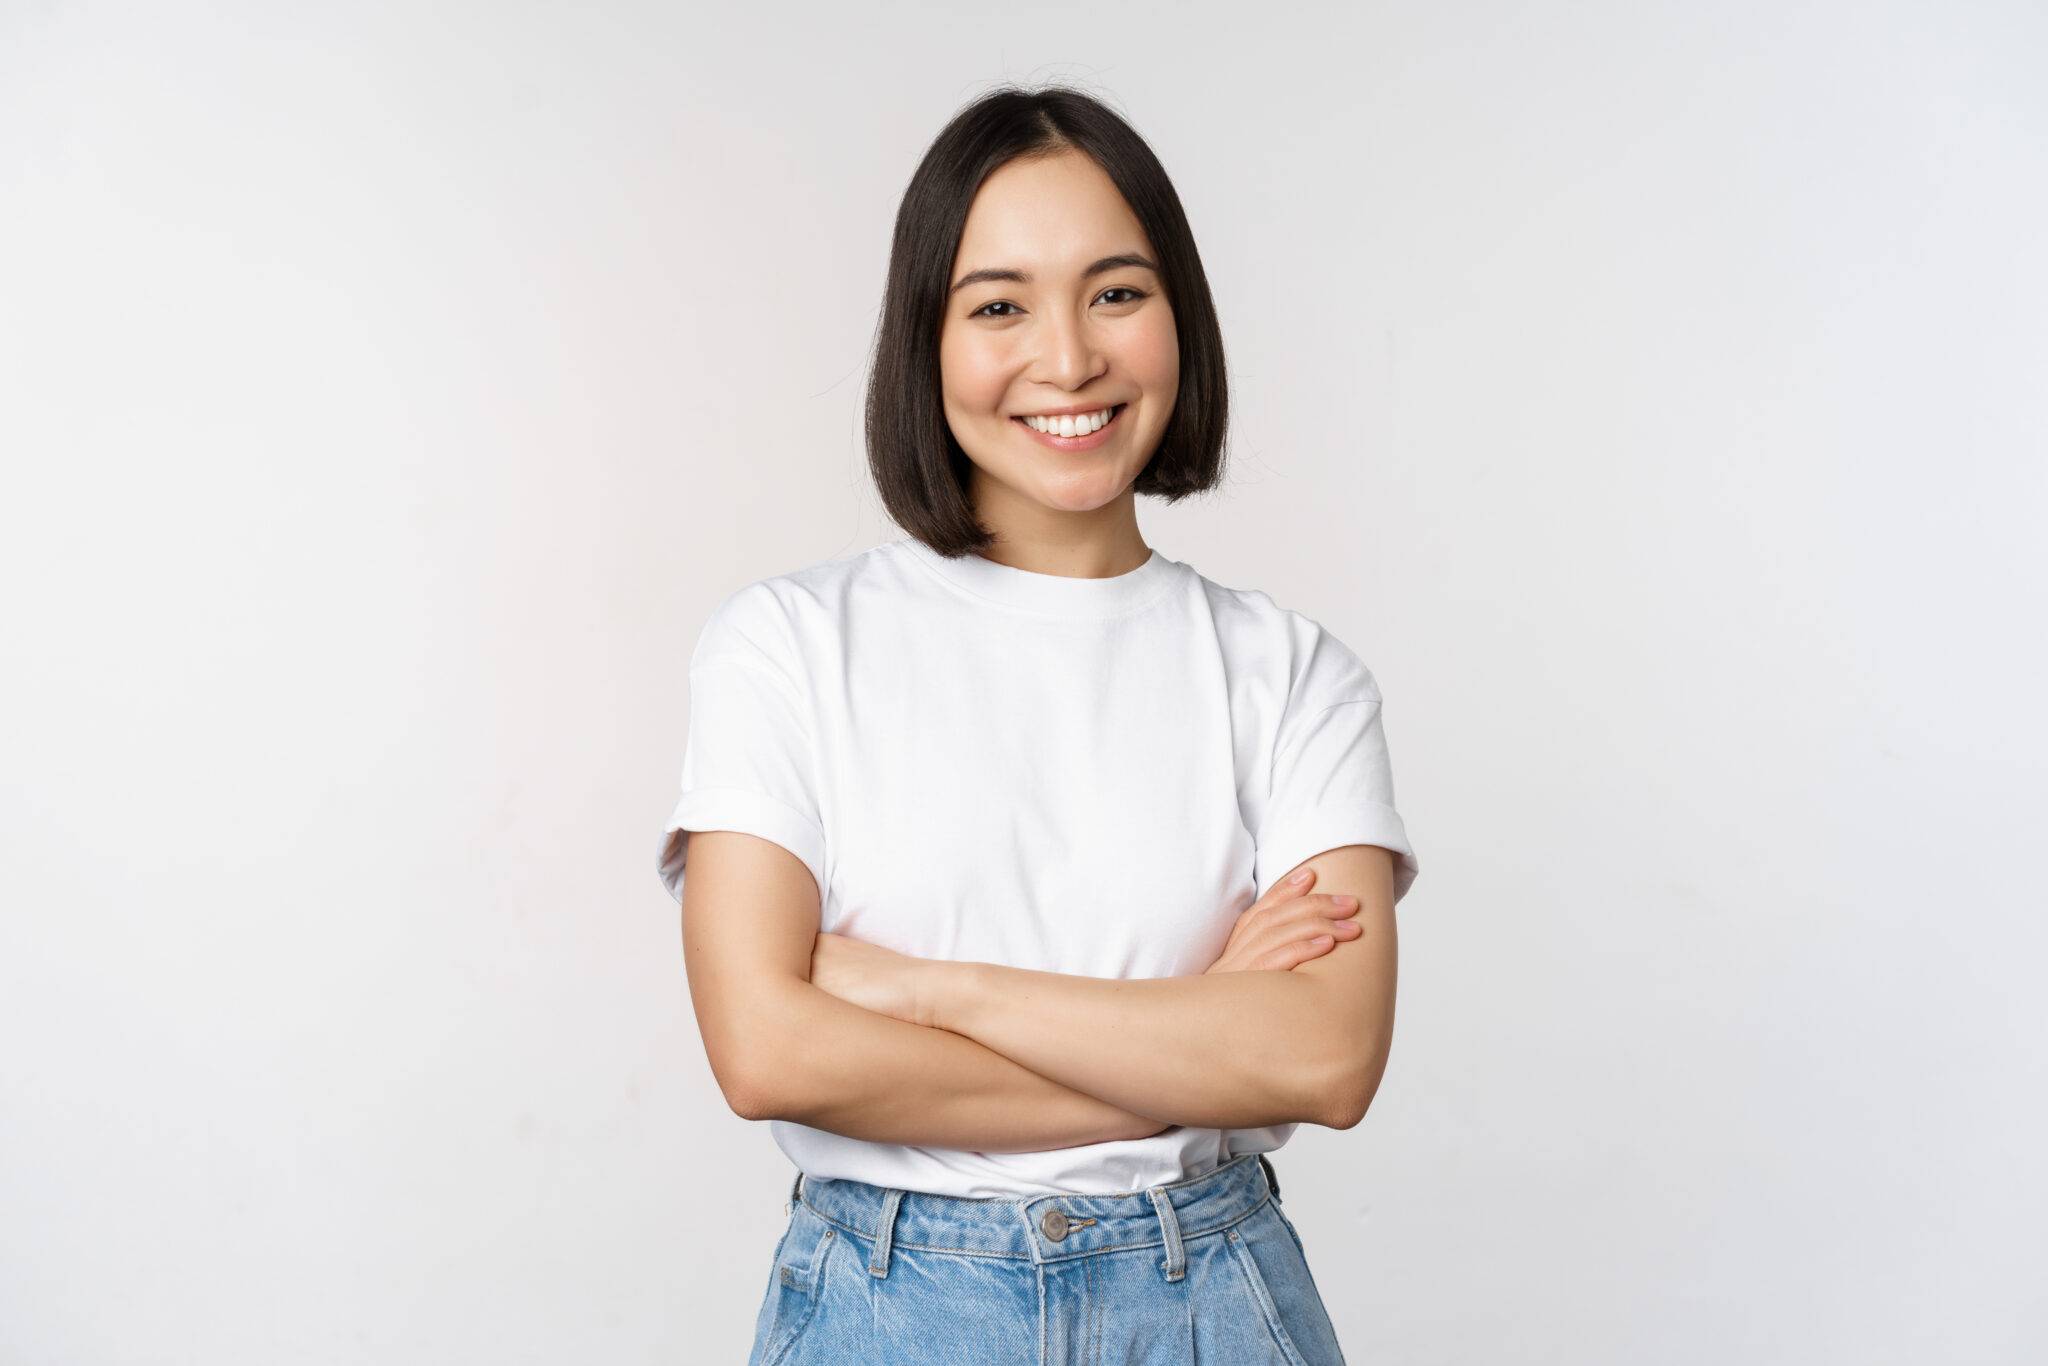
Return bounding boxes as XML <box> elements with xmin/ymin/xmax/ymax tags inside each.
<box><xmin>867</xmin><ymin>86</ymin><xmax>1229</xmax><ymax>557</ymax></box>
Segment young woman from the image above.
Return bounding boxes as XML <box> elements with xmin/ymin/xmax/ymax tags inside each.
<box><xmin>660</xmin><ymin>85</ymin><xmax>1420</xmax><ymax>1365</ymax></box>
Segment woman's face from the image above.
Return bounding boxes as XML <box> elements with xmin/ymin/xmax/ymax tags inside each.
<box><xmin>938</xmin><ymin>148</ymin><xmax>1179</xmax><ymax>522</ymax></box>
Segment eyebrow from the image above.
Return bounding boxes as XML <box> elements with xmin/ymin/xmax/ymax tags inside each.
<box><xmin>948</xmin><ymin>252</ymin><xmax>1160</xmax><ymax>296</ymax></box>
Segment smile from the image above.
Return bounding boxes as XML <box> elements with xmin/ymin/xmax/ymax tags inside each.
<box><xmin>1012</xmin><ymin>404</ymin><xmax>1126</xmax><ymax>451</ymax></box>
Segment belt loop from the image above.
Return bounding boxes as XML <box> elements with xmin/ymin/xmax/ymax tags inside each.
<box><xmin>1146</xmin><ymin>1186</ymin><xmax>1186</xmax><ymax>1282</ymax></box>
<box><xmin>785</xmin><ymin>1169</ymin><xmax>803</xmax><ymax>1215</ymax></box>
<box><xmin>868</xmin><ymin>1188</ymin><xmax>905</xmax><ymax>1278</ymax></box>
<box><xmin>1258</xmin><ymin>1153</ymin><xmax>1282</xmax><ymax>1203</ymax></box>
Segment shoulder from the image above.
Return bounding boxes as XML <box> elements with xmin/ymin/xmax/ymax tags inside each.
<box><xmin>690</xmin><ymin>542</ymin><xmax>905</xmax><ymax>670</ymax></box>
<box><xmin>1183</xmin><ymin>563</ymin><xmax>1383</xmax><ymax>708</ymax></box>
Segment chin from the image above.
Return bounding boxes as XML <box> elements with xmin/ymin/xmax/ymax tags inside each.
<box><xmin>1032</xmin><ymin>473</ymin><xmax>1137</xmax><ymax>512</ymax></box>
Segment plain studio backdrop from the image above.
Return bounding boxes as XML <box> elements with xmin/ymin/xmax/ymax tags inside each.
<box><xmin>3</xmin><ymin>2</ymin><xmax>2043</xmax><ymax>1362</ymax></box>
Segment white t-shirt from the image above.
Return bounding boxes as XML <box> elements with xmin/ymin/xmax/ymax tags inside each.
<box><xmin>658</xmin><ymin>536</ymin><xmax>1419</xmax><ymax>1198</ymax></box>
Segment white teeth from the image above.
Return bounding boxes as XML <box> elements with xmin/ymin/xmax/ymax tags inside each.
<box><xmin>1024</xmin><ymin>407</ymin><xmax>1115</xmax><ymax>435</ymax></box>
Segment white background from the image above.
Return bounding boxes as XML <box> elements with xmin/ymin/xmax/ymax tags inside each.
<box><xmin>3</xmin><ymin>2</ymin><xmax>2044</xmax><ymax>1361</ymax></box>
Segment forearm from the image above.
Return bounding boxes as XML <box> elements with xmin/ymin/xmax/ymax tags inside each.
<box><xmin>738</xmin><ymin>977</ymin><xmax>1166</xmax><ymax>1151</ymax></box>
<box><xmin>928</xmin><ymin>964</ymin><xmax>1344</xmax><ymax>1131</ymax></box>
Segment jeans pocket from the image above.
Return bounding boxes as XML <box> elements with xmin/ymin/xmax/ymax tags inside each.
<box><xmin>1222</xmin><ymin>1219</ymin><xmax>1314</xmax><ymax>1366</ymax></box>
<box><xmin>750</xmin><ymin>1204</ymin><xmax>838</xmax><ymax>1366</ymax></box>
<box><xmin>1220</xmin><ymin>1203</ymin><xmax>1349</xmax><ymax>1365</ymax></box>
<box><xmin>1271</xmin><ymin>1198</ymin><xmax>1309</xmax><ymax>1261</ymax></box>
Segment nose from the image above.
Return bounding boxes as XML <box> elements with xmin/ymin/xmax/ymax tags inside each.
<box><xmin>1033</xmin><ymin>305</ymin><xmax>1108</xmax><ymax>392</ymax></box>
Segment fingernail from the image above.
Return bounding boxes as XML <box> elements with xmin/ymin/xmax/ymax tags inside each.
<box><xmin>1334</xmin><ymin>895</ymin><xmax>1358</xmax><ymax>908</ymax></box>
<box><xmin>1290</xmin><ymin>870</ymin><xmax>1312</xmax><ymax>884</ymax></box>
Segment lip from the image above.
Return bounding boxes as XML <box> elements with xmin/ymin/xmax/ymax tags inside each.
<box><xmin>1012</xmin><ymin>403</ymin><xmax>1127</xmax><ymax>452</ymax></box>
<box><xmin>1016</xmin><ymin>402</ymin><xmax>1122</xmax><ymax>418</ymax></box>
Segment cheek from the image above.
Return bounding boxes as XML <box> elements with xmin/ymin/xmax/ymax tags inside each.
<box><xmin>1125</xmin><ymin>308</ymin><xmax>1180</xmax><ymax>394</ymax></box>
<box><xmin>938</xmin><ymin>332</ymin><xmax>1012</xmax><ymax>416</ymax></box>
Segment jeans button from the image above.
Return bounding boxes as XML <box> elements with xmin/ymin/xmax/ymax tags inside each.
<box><xmin>1040</xmin><ymin>1208</ymin><xmax>1069</xmax><ymax>1241</ymax></box>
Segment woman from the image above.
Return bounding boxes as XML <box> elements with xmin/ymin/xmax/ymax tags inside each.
<box><xmin>659</xmin><ymin>84</ymin><xmax>1420</xmax><ymax>1365</ymax></box>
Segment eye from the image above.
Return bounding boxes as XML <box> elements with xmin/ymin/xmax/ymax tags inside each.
<box><xmin>968</xmin><ymin>287</ymin><xmax>1148</xmax><ymax>320</ymax></box>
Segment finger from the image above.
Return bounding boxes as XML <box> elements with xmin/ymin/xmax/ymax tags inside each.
<box><xmin>1257</xmin><ymin>894</ymin><xmax>1358</xmax><ymax>944</ymax></box>
<box><xmin>1244</xmin><ymin>913</ymin><xmax>1361</xmax><ymax>963</ymax></box>
<box><xmin>1223</xmin><ymin>873</ymin><xmax>1329</xmax><ymax>967</ymax></box>
<box><xmin>1236</xmin><ymin>869</ymin><xmax>1316</xmax><ymax>936</ymax></box>
<box><xmin>1236</xmin><ymin>872</ymin><xmax>1318</xmax><ymax>933</ymax></box>
<box><xmin>1314</xmin><ymin>893</ymin><xmax>1361</xmax><ymax>920</ymax></box>
<box><xmin>1266</xmin><ymin>892</ymin><xmax>1356</xmax><ymax>927</ymax></box>
<box><xmin>1258</xmin><ymin>867</ymin><xmax>1317</xmax><ymax>911</ymax></box>
<box><xmin>1266</xmin><ymin>935</ymin><xmax>1335</xmax><ymax>970</ymax></box>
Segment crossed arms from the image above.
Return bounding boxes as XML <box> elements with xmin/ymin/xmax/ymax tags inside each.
<box><xmin>679</xmin><ymin>833</ymin><xmax>1400</xmax><ymax>1151</ymax></box>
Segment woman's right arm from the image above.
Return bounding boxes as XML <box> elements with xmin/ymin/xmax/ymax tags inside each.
<box><xmin>682</xmin><ymin>829</ymin><xmax>1167</xmax><ymax>1151</ymax></box>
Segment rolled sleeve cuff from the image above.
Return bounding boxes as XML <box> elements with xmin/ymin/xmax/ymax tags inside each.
<box><xmin>1254</xmin><ymin>799</ymin><xmax>1420</xmax><ymax>905</ymax></box>
<box><xmin>657</xmin><ymin>787</ymin><xmax>827</xmax><ymax>907</ymax></box>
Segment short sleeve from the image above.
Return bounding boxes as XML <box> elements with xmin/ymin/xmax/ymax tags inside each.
<box><xmin>656</xmin><ymin>585</ymin><xmax>826</xmax><ymax>907</ymax></box>
<box><xmin>1252</xmin><ymin>650</ymin><xmax>1421</xmax><ymax>906</ymax></box>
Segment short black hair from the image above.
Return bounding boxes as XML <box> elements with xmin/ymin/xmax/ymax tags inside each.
<box><xmin>865</xmin><ymin>84</ymin><xmax>1230</xmax><ymax>557</ymax></box>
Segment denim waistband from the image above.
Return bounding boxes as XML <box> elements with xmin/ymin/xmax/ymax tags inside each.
<box><xmin>789</xmin><ymin>1152</ymin><xmax>1281</xmax><ymax>1279</ymax></box>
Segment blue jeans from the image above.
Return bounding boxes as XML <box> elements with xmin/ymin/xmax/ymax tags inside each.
<box><xmin>748</xmin><ymin>1151</ymin><xmax>1346</xmax><ymax>1364</ymax></box>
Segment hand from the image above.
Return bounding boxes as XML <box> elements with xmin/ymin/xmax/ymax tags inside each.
<box><xmin>808</xmin><ymin>931</ymin><xmax>942</xmax><ymax>1027</ymax></box>
<box><xmin>1203</xmin><ymin>866</ymin><xmax>1362</xmax><ymax>974</ymax></box>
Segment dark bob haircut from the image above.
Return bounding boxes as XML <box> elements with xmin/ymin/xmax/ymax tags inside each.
<box><xmin>865</xmin><ymin>85</ymin><xmax>1230</xmax><ymax>557</ymax></box>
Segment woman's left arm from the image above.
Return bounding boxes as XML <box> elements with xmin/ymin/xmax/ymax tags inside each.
<box><xmin>824</xmin><ymin>845</ymin><xmax>1400</xmax><ymax>1132</ymax></box>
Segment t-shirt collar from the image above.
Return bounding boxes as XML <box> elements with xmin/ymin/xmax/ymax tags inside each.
<box><xmin>898</xmin><ymin>536</ymin><xmax>1178</xmax><ymax>618</ymax></box>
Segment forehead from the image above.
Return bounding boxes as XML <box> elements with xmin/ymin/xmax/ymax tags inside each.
<box><xmin>953</xmin><ymin>150</ymin><xmax>1152</xmax><ymax>275</ymax></box>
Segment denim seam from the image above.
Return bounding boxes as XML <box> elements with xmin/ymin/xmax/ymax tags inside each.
<box><xmin>761</xmin><ymin>1222</ymin><xmax>834</xmax><ymax>1366</ymax></box>
<box><xmin>1224</xmin><ymin>1217</ymin><xmax>1310</xmax><ymax>1366</ymax></box>
<box><xmin>790</xmin><ymin>1153</ymin><xmax>1259</xmax><ymax>1212</ymax></box>
<box><xmin>796</xmin><ymin>1196</ymin><xmax>1265</xmax><ymax>1258</ymax></box>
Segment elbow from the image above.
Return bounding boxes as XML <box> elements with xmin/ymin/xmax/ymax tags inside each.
<box><xmin>1321</xmin><ymin>1079</ymin><xmax>1373</xmax><ymax>1130</ymax></box>
<box><xmin>727</xmin><ymin>1082</ymin><xmax>778</xmax><ymax>1123</ymax></box>
<box><xmin>708</xmin><ymin>1046</ymin><xmax>775</xmax><ymax>1121</ymax></box>
<box><xmin>721</xmin><ymin>1049</ymin><xmax>796</xmax><ymax>1123</ymax></box>
<box><xmin>698</xmin><ymin>977</ymin><xmax>812</xmax><ymax>1123</ymax></box>
<box><xmin>1306</xmin><ymin>1045</ymin><xmax>1390</xmax><ymax>1130</ymax></box>
<box><xmin>734</xmin><ymin>1023</ymin><xmax>823</xmax><ymax>1123</ymax></box>
<box><xmin>706</xmin><ymin>1027</ymin><xmax>798</xmax><ymax>1123</ymax></box>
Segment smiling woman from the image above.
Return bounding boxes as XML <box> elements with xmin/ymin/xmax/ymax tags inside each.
<box><xmin>662</xmin><ymin>83</ymin><xmax>1416</xmax><ymax>1366</ymax></box>
<box><xmin>864</xmin><ymin>89</ymin><xmax>1231</xmax><ymax>563</ymax></box>
<box><xmin>938</xmin><ymin>156</ymin><xmax>1179</xmax><ymax>508</ymax></box>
